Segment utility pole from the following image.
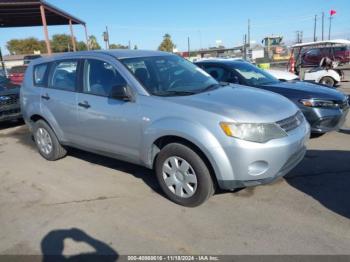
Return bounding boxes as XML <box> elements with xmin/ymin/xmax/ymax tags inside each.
<box><xmin>243</xmin><ymin>34</ymin><xmax>247</xmax><ymax>60</ymax></box>
<box><xmin>328</xmin><ymin>15</ymin><xmax>332</xmax><ymax>40</ymax></box>
<box><xmin>321</xmin><ymin>12</ymin><xmax>324</xmax><ymax>40</ymax></box>
<box><xmin>103</xmin><ymin>26</ymin><xmax>109</xmax><ymax>50</ymax></box>
<box><xmin>128</xmin><ymin>40</ymin><xmax>131</xmax><ymax>49</ymax></box>
<box><xmin>248</xmin><ymin>19</ymin><xmax>251</xmax><ymax>48</ymax></box>
<box><xmin>187</xmin><ymin>36</ymin><xmax>191</xmax><ymax>59</ymax></box>
<box><xmin>313</xmin><ymin>15</ymin><xmax>317</xmax><ymax>42</ymax></box>
<box><xmin>106</xmin><ymin>26</ymin><xmax>110</xmax><ymax>49</ymax></box>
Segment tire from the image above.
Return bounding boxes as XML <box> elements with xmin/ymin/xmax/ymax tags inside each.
<box><xmin>155</xmin><ymin>143</ymin><xmax>215</xmax><ymax>207</ymax></box>
<box><xmin>320</xmin><ymin>76</ymin><xmax>335</xmax><ymax>87</ymax></box>
<box><xmin>33</xmin><ymin>120</ymin><xmax>67</xmax><ymax>161</ymax></box>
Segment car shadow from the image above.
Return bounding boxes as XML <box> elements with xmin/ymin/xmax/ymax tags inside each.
<box><xmin>285</xmin><ymin>150</ymin><xmax>350</xmax><ymax>219</ymax></box>
<box><xmin>68</xmin><ymin>148</ymin><xmax>163</xmax><ymax>195</ymax></box>
<box><xmin>41</xmin><ymin>228</ymin><xmax>118</xmax><ymax>262</ymax></box>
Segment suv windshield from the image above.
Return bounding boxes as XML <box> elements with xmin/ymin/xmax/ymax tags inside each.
<box><xmin>233</xmin><ymin>62</ymin><xmax>280</xmax><ymax>86</ymax></box>
<box><xmin>121</xmin><ymin>55</ymin><xmax>218</xmax><ymax>96</ymax></box>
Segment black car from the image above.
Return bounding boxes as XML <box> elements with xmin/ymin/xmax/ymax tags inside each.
<box><xmin>195</xmin><ymin>60</ymin><xmax>349</xmax><ymax>134</ymax></box>
<box><xmin>0</xmin><ymin>75</ymin><xmax>21</xmax><ymax>122</ymax></box>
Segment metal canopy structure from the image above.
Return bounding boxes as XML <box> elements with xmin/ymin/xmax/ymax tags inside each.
<box><xmin>0</xmin><ymin>0</ymin><xmax>89</xmax><ymax>54</ymax></box>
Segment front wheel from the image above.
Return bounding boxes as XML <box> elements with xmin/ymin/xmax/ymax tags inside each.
<box><xmin>155</xmin><ymin>143</ymin><xmax>215</xmax><ymax>207</ymax></box>
<box><xmin>319</xmin><ymin>76</ymin><xmax>335</xmax><ymax>87</ymax></box>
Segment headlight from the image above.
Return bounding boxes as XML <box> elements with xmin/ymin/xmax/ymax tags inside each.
<box><xmin>220</xmin><ymin>122</ymin><xmax>287</xmax><ymax>143</ymax></box>
<box><xmin>300</xmin><ymin>99</ymin><xmax>338</xmax><ymax>108</ymax></box>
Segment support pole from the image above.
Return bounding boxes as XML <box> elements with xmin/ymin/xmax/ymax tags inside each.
<box><xmin>84</xmin><ymin>24</ymin><xmax>90</xmax><ymax>50</ymax></box>
<box><xmin>40</xmin><ymin>4</ymin><xmax>51</xmax><ymax>55</ymax></box>
<box><xmin>69</xmin><ymin>19</ymin><xmax>76</xmax><ymax>52</ymax></box>
<box><xmin>0</xmin><ymin>47</ymin><xmax>6</xmax><ymax>74</ymax></box>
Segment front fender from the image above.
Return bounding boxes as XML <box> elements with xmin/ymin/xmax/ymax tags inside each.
<box><xmin>140</xmin><ymin>117</ymin><xmax>234</xmax><ymax>181</ymax></box>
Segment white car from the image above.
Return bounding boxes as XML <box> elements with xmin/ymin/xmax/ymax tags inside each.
<box><xmin>266</xmin><ymin>68</ymin><xmax>341</xmax><ymax>87</ymax></box>
<box><xmin>266</xmin><ymin>69</ymin><xmax>299</xmax><ymax>81</ymax></box>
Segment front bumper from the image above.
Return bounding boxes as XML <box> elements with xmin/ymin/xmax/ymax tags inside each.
<box><xmin>218</xmin><ymin>146</ymin><xmax>306</xmax><ymax>189</ymax></box>
<box><xmin>215</xmin><ymin>120</ymin><xmax>310</xmax><ymax>190</ymax></box>
<box><xmin>302</xmin><ymin>106</ymin><xmax>349</xmax><ymax>133</ymax></box>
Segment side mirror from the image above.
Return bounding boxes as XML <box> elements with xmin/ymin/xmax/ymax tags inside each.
<box><xmin>110</xmin><ymin>84</ymin><xmax>133</xmax><ymax>101</ymax></box>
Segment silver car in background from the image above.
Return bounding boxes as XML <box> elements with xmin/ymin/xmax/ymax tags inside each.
<box><xmin>21</xmin><ymin>50</ymin><xmax>310</xmax><ymax>206</ymax></box>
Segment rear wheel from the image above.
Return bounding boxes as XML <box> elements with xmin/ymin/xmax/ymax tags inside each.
<box><xmin>320</xmin><ymin>76</ymin><xmax>335</xmax><ymax>87</ymax></box>
<box><xmin>33</xmin><ymin>120</ymin><xmax>67</xmax><ymax>161</ymax></box>
<box><xmin>155</xmin><ymin>143</ymin><xmax>214</xmax><ymax>207</ymax></box>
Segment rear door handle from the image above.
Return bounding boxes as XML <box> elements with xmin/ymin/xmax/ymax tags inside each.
<box><xmin>41</xmin><ymin>94</ymin><xmax>50</xmax><ymax>100</ymax></box>
<box><xmin>78</xmin><ymin>101</ymin><xmax>91</xmax><ymax>109</ymax></box>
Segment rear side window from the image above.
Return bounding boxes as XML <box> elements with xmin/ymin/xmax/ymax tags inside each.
<box><xmin>33</xmin><ymin>63</ymin><xmax>48</xmax><ymax>86</ymax></box>
<box><xmin>50</xmin><ymin>60</ymin><xmax>78</xmax><ymax>92</ymax></box>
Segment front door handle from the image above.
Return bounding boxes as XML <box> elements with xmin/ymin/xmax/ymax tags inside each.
<box><xmin>41</xmin><ymin>94</ymin><xmax>50</xmax><ymax>100</ymax></box>
<box><xmin>78</xmin><ymin>101</ymin><xmax>91</xmax><ymax>109</ymax></box>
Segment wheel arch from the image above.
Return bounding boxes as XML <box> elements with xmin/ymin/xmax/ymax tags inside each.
<box><xmin>151</xmin><ymin>135</ymin><xmax>219</xmax><ymax>188</ymax></box>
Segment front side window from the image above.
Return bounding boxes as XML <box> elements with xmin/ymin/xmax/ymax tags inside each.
<box><xmin>232</xmin><ymin>62</ymin><xmax>279</xmax><ymax>86</ymax></box>
<box><xmin>33</xmin><ymin>63</ymin><xmax>48</xmax><ymax>86</ymax></box>
<box><xmin>121</xmin><ymin>55</ymin><xmax>217</xmax><ymax>96</ymax></box>
<box><xmin>203</xmin><ymin>66</ymin><xmax>228</xmax><ymax>81</ymax></box>
<box><xmin>50</xmin><ymin>60</ymin><xmax>78</xmax><ymax>92</ymax></box>
<box><xmin>83</xmin><ymin>59</ymin><xmax>126</xmax><ymax>97</ymax></box>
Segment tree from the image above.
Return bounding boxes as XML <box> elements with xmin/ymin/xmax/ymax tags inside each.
<box><xmin>6</xmin><ymin>37</ymin><xmax>46</xmax><ymax>55</ymax></box>
<box><xmin>109</xmin><ymin>43</ymin><xmax>128</xmax><ymax>49</ymax></box>
<box><xmin>134</xmin><ymin>45</ymin><xmax>138</xmax><ymax>50</ymax></box>
<box><xmin>77</xmin><ymin>41</ymin><xmax>88</xmax><ymax>51</ymax></box>
<box><xmin>51</xmin><ymin>34</ymin><xmax>74</xmax><ymax>53</ymax></box>
<box><xmin>158</xmin><ymin>34</ymin><xmax>176</xmax><ymax>52</ymax></box>
<box><xmin>88</xmin><ymin>35</ymin><xmax>101</xmax><ymax>50</ymax></box>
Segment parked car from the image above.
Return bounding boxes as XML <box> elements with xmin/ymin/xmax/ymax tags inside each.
<box><xmin>265</xmin><ymin>69</ymin><xmax>299</xmax><ymax>81</ymax></box>
<box><xmin>302</xmin><ymin>45</ymin><xmax>350</xmax><ymax>67</ymax></box>
<box><xmin>0</xmin><ymin>75</ymin><xmax>21</xmax><ymax>122</ymax></box>
<box><xmin>21</xmin><ymin>50</ymin><xmax>310</xmax><ymax>206</ymax></box>
<box><xmin>9</xmin><ymin>65</ymin><xmax>27</xmax><ymax>85</ymax></box>
<box><xmin>266</xmin><ymin>68</ymin><xmax>341</xmax><ymax>87</ymax></box>
<box><xmin>196</xmin><ymin>59</ymin><xmax>349</xmax><ymax>134</ymax></box>
<box><xmin>23</xmin><ymin>55</ymin><xmax>42</xmax><ymax>65</ymax></box>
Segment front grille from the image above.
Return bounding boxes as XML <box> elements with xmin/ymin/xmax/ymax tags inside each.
<box><xmin>276</xmin><ymin>111</ymin><xmax>304</xmax><ymax>132</ymax></box>
<box><xmin>0</xmin><ymin>94</ymin><xmax>19</xmax><ymax>106</ymax></box>
<box><xmin>0</xmin><ymin>108</ymin><xmax>20</xmax><ymax>117</ymax></box>
<box><xmin>338</xmin><ymin>97</ymin><xmax>349</xmax><ymax>110</ymax></box>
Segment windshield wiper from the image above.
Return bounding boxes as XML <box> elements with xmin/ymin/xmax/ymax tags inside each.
<box><xmin>157</xmin><ymin>90</ymin><xmax>196</xmax><ymax>97</ymax></box>
<box><xmin>200</xmin><ymin>82</ymin><xmax>230</xmax><ymax>93</ymax></box>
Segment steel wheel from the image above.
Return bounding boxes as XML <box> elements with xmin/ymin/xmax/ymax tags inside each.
<box><xmin>35</xmin><ymin>127</ymin><xmax>53</xmax><ymax>155</ymax></box>
<box><xmin>162</xmin><ymin>156</ymin><xmax>198</xmax><ymax>198</ymax></box>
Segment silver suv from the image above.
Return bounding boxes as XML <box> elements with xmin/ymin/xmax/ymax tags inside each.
<box><xmin>21</xmin><ymin>50</ymin><xmax>310</xmax><ymax>206</ymax></box>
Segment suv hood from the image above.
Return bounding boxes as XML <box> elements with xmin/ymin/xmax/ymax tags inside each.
<box><xmin>164</xmin><ymin>85</ymin><xmax>298</xmax><ymax>123</ymax></box>
<box><xmin>260</xmin><ymin>81</ymin><xmax>346</xmax><ymax>101</ymax></box>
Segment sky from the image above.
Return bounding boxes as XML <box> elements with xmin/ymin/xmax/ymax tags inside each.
<box><xmin>1</xmin><ymin>0</ymin><xmax>350</xmax><ymax>54</ymax></box>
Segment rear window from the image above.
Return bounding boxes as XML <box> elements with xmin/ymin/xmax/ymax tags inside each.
<box><xmin>33</xmin><ymin>63</ymin><xmax>48</xmax><ymax>86</ymax></box>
